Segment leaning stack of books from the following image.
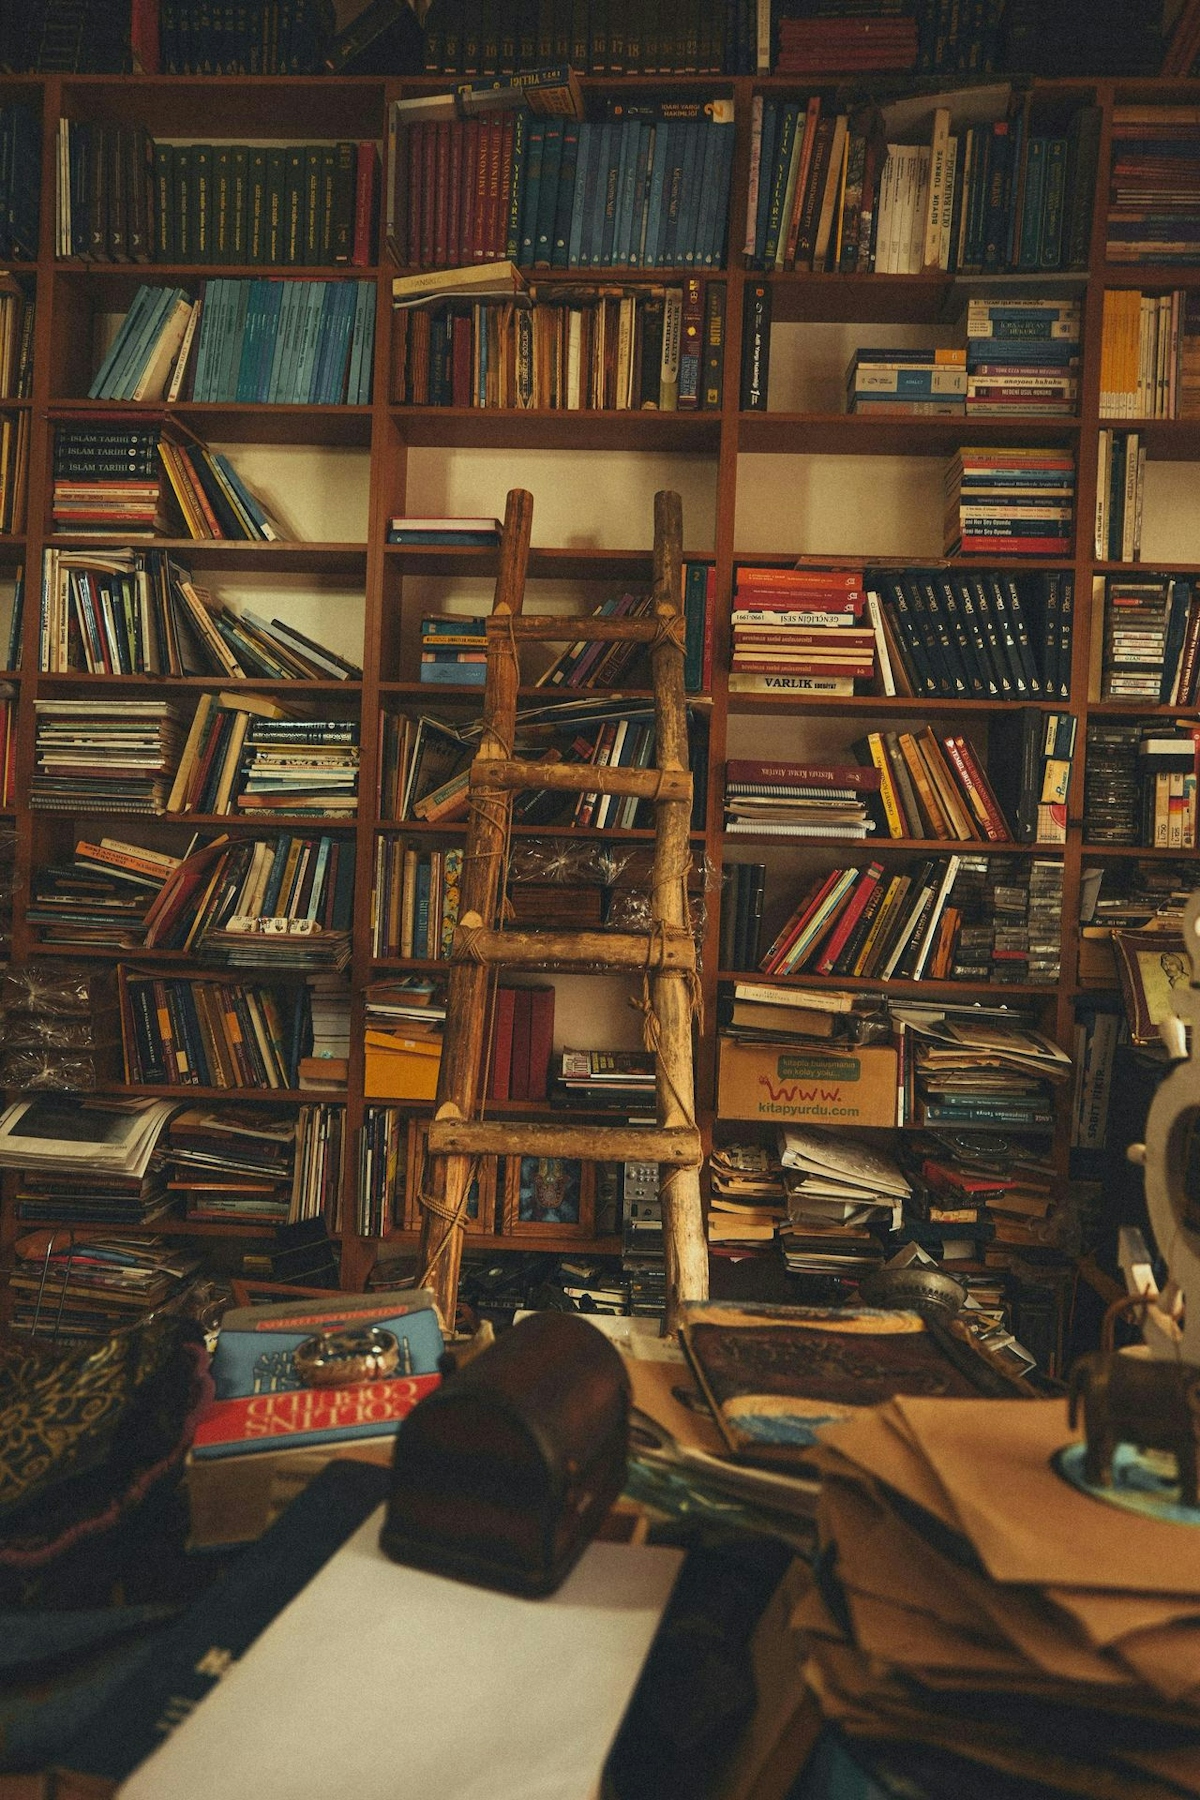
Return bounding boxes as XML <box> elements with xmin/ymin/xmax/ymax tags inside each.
<box><xmin>88</xmin><ymin>284</ymin><xmax>198</xmax><ymax>402</ymax></box>
<box><xmin>0</xmin><ymin>410</ymin><xmax>28</xmax><ymax>535</ymax></box>
<box><xmin>846</xmin><ymin>346</ymin><xmax>965</xmax><ymax>417</ymax></box>
<box><xmin>1099</xmin><ymin>287</ymin><xmax>1200</xmax><ymax>417</ymax></box>
<box><xmin>777</xmin><ymin>1126</ymin><xmax>909</xmax><ymax>1279</ymax></box>
<box><xmin>536</xmin><ymin>592</ymin><xmax>655</xmax><ymax>689</ymax></box>
<box><xmin>26</xmin><ymin>836</ymin><xmax>179</xmax><ymax>949</ymax></box>
<box><xmin>943</xmin><ymin>447</ymin><xmax>1076</xmax><ymax>558</ymax></box>
<box><xmin>852</xmin><ymin>727</ymin><xmax>1013</xmax><ymax>843</ymax></box>
<box><xmin>899</xmin><ymin>1010</ymin><xmax>1071</xmax><ymax>1131</ymax></box>
<box><xmin>31</xmin><ymin>699</ymin><xmax>185</xmax><ymax>813</ymax></box>
<box><xmin>420</xmin><ymin>616</ymin><xmax>487</xmax><ymax>686</ymax></box>
<box><xmin>724</xmin><ymin>758</ymin><xmax>879</xmax><ymax>840</ymax></box>
<box><xmin>730</xmin><ymin>564</ymin><xmax>872</xmax><ymax>696</ymax></box>
<box><xmin>964</xmin><ymin>298</ymin><xmax>1081</xmax><ymax>418</ymax></box>
<box><xmin>165</xmin><ymin>1106</ymin><xmax>295</xmax><ymax>1226</ymax></box>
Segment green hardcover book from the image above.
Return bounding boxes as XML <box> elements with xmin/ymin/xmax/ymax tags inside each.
<box><xmin>173</xmin><ymin>143</ymin><xmax>193</xmax><ymax>261</ymax></box>
<box><xmin>266</xmin><ymin>147</ymin><xmax>287</xmax><ymax>263</ymax></box>
<box><xmin>330</xmin><ymin>142</ymin><xmax>355</xmax><ymax>263</ymax></box>
<box><xmin>302</xmin><ymin>144</ymin><xmax>323</xmax><ymax>265</ymax></box>
<box><xmin>154</xmin><ymin>142</ymin><xmax>175</xmax><ymax>261</ymax></box>
<box><xmin>247</xmin><ymin>146</ymin><xmax>268</xmax><ymax>263</ymax></box>
<box><xmin>192</xmin><ymin>143</ymin><xmax>213</xmax><ymax>263</ymax></box>
<box><xmin>213</xmin><ymin>145</ymin><xmax>233</xmax><ymax>264</ymax></box>
<box><xmin>284</xmin><ymin>146</ymin><xmax>306</xmax><ymax>266</ymax></box>
<box><xmin>318</xmin><ymin>145</ymin><xmax>337</xmax><ymax>265</ymax></box>
<box><xmin>230</xmin><ymin>145</ymin><xmax>249</xmax><ymax>263</ymax></box>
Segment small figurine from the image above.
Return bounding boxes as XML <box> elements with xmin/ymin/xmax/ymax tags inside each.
<box><xmin>1067</xmin><ymin>1350</ymin><xmax>1200</xmax><ymax>1507</ymax></box>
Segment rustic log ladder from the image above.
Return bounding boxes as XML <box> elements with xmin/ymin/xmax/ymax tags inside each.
<box><xmin>414</xmin><ymin>486</ymin><xmax>709</xmax><ymax>1332</ymax></box>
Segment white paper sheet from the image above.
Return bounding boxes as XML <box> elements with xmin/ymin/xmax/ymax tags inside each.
<box><xmin>118</xmin><ymin>1511</ymin><xmax>682</xmax><ymax>1800</ymax></box>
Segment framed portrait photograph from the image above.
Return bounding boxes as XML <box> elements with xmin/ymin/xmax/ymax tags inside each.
<box><xmin>402</xmin><ymin>1119</ymin><xmax>495</xmax><ymax>1234</ymax></box>
<box><xmin>502</xmin><ymin>1155</ymin><xmax>595</xmax><ymax>1236</ymax></box>
<box><xmin>1112</xmin><ymin>929</ymin><xmax>1189</xmax><ymax>1046</ymax></box>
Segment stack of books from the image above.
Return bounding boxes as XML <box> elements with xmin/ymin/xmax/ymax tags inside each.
<box><xmin>364</xmin><ymin>979</ymin><xmax>445</xmax><ymax>1102</ymax></box>
<box><xmin>845</xmin><ymin>346</ymin><xmax>966</xmax><ymax>417</ymax></box>
<box><xmin>387</xmin><ymin>515</ymin><xmax>501</xmax><ymax>547</ymax></box>
<box><xmin>724</xmin><ymin>757</ymin><xmax>879</xmax><ymax>840</ymax></box>
<box><xmin>1084</xmin><ymin>722</ymin><xmax>1140</xmax><ymax>845</ymax></box>
<box><xmin>56</xmin><ymin>125</ymin><xmax>377</xmax><ymax>265</ymax></box>
<box><xmin>117</xmin><ymin>967</ymin><xmax>309</xmax><ymax>1089</ymax></box>
<box><xmin>871</xmin><ymin>566</ymin><xmax>1071</xmax><ymax>702</ymax></box>
<box><xmin>303</xmin><ymin>974</ymin><xmax>351</xmax><ymax>1092</ymax></box>
<box><xmin>164</xmin><ymin>1104</ymin><xmax>340</xmax><ymax>1228</ymax></box>
<box><xmin>706</xmin><ymin>1141</ymin><xmax>788</xmax><ymax>1252</ymax></box>
<box><xmin>901</xmin><ymin>1132</ymin><xmax>1053</xmax><ymax>1262</ymax></box>
<box><xmin>237</xmin><ymin>716</ymin><xmax>360</xmax><ymax>816</ymax></box>
<box><xmin>1094</xmin><ymin>429</ymin><xmax>1146</xmax><ymax>563</ymax></box>
<box><xmin>485</xmin><ymin>985</ymin><xmax>556</xmax><ymax>1101</ymax></box>
<box><xmin>943</xmin><ymin>446</ymin><xmax>1076</xmax><ymax>557</ymax></box>
<box><xmin>421</xmin><ymin>615</ymin><xmax>487</xmax><ymax>686</ymax></box>
<box><xmin>181</xmin><ymin>278</ymin><xmax>376</xmax><ymax>404</ymax></box>
<box><xmin>555</xmin><ymin>1049</ymin><xmax>656</xmax><ymax>1114</ymax></box>
<box><xmin>39</xmin><ymin>548</ymin><xmax>361</xmax><ymax>680</ymax></box>
<box><xmin>0</xmin><ymin>274</ymin><xmax>34</xmax><ymax>399</ymax></box>
<box><xmin>852</xmin><ymin>727</ymin><xmax>1013</xmax><ymax>843</ymax></box>
<box><xmin>718</xmin><ymin>982</ymin><xmax>867</xmax><ymax>1042</ymax></box>
<box><xmin>157</xmin><ymin>436</ymin><xmax>284</xmax><ymax>541</ymax></box>
<box><xmin>27</xmin><ymin>835</ymin><xmax>179</xmax><ymax>950</ymax></box>
<box><xmin>0</xmin><ymin>1091</ymin><xmax>179</xmax><ymax>1228</ymax></box>
<box><xmin>899</xmin><ymin>1009</ymin><xmax>1071</xmax><ymax>1131</ymax></box>
<box><xmin>1106</xmin><ymin>105</ymin><xmax>1200</xmax><ymax>265</ymax></box>
<box><xmin>730</xmin><ymin>564</ymin><xmax>872</xmax><ymax>696</ymax></box>
<box><xmin>379</xmin><ymin>713</ymin><xmax>471</xmax><ymax>821</ymax></box>
<box><xmin>778</xmin><ymin>1126</ymin><xmax>908</xmax><ymax>1277</ymax></box>
<box><xmin>50</xmin><ymin>421</ymin><xmax>170</xmax><ymax>536</ymax></box>
<box><xmin>31</xmin><ymin>698</ymin><xmax>185</xmax><ymax>813</ymax></box>
<box><xmin>1100</xmin><ymin>573</ymin><xmax>1189</xmax><ymax>700</ymax></box>
<box><xmin>6</xmin><ymin>1232</ymin><xmax>201</xmax><ymax>1339</ymax></box>
<box><xmin>1099</xmin><ymin>288</ymin><xmax>1200</xmax><ymax>417</ymax></box>
<box><xmin>372</xmin><ymin>841</ymin><xmax>462</xmax><ymax>960</ymax></box>
<box><xmin>760</xmin><ymin>855</ymin><xmax>971</xmax><ymax>984</ymax></box>
<box><xmin>389</xmin><ymin>100</ymin><xmax>735</xmax><ymax>273</ymax></box>
<box><xmin>775</xmin><ymin>12</ymin><xmax>918</xmax><ymax>72</ymax></box>
<box><xmin>964</xmin><ymin>298</ymin><xmax>1081</xmax><ymax>417</ymax></box>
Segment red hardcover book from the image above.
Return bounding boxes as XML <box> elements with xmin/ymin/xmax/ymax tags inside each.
<box><xmin>760</xmin><ymin>868</ymin><xmax>843</xmax><ymax>974</ymax></box>
<box><xmin>190</xmin><ymin>1374</ymin><xmax>441</xmax><ymax>1459</ymax></box>
<box><xmin>733</xmin><ymin>627</ymin><xmax>876</xmax><ymax>646</ymax></box>
<box><xmin>130</xmin><ymin>0</ymin><xmax>160</xmax><ymax>72</ymax></box>
<box><xmin>943</xmin><ymin>735</ymin><xmax>1012</xmax><ymax>843</ymax></box>
<box><xmin>509</xmin><ymin>988</ymin><xmax>534</xmax><ymax>1100</ymax></box>
<box><xmin>485</xmin><ymin>116</ymin><xmax>505</xmax><ymax>260</ymax></box>
<box><xmin>735</xmin><ymin>567</ymin><xmax>863</xmax><ymax>591</ymax></box>
<box><xmin>451</xmin><ymin>312</ymin><xmax>472</xmax><ymax>406</ymax></box>
<box><xmin>471</xmin><ymin>121</ymin><xmax>490</xmax><ymax>262</ymax></box>
<box><xmin>460</xmin><ymin>119</ymin><xmax>480</xmax><ymax>265</ymax></box>
<box><xmin>420</xmin><ymin>125</ymin><xmax>436</xmax><ymax>266</ymax></box>
<box><xmin>726</xmin><ymin>760</ymin><xmax>881</xmax><ymax>791</ymax></box>
<box><xmin>497</xmin><ymin>113</ymin><xmax>516</xmax><ymax>259</ymax></box>
<box><xmin>352</xmin><ymin>143</ymin><xmax>377</xmax><ymax>266</ymax></box>
<box><xmin>446</xmin><ymin>121</ymin><xmax>463</xmax><ymax>270</ymax></box>
<box><xmin>432</xmin><ymin>121</ymin><xmax>450</xmax><ymax>268</ymax></box>
<box><xmin>702</xmin><ymin>565</ymin><xmax>716</xmax><ymax>692</ymax></box>
<box><xmin>488</xmin><ymin>986</ymin><xmax>517</xmax><ymax>1099</ymax></box>
<box><xmin>731</xmin><ymin>657</ymin><xmax>875</xmax><ymax>677</ymax></box>
<box><xmin>814</xmin><ymin>861</ymin><xmax>885</xmax><ymax>976</ymax></box>
<box><xmin>322</xmin><ymin>842</ymin><xmax>341</xmax><ymax>928</ymax></box>
<box><xmin>526</xmin><ymin>984</ymin><xmax>555</xmax><ymax>1101</ymax></box>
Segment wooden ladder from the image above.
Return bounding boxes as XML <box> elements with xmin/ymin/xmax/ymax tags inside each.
<box><xmin>414</xmin><ymin>487</ymin><xmax>709</xmax><ymax>1331</ymax></box>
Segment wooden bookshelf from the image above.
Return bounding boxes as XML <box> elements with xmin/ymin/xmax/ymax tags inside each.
<box><xmin>0</xmin><ymin>67</ymin><xmax>1194</xmax><ymax>1303</ymax></box>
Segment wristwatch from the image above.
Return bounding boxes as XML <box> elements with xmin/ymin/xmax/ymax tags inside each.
<box><xmin>292</xmin><ymin>1326</ymin><xmax>401</xmax><ymax>1387</ymax></box>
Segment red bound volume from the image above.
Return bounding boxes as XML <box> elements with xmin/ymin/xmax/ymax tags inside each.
<box><xmin>498</xmin><ymin>113</ymin><xmax>516</xmax><ymax>259</ymax></box>
<box><xmin>943</xmin><ymin>736</ymin><xmax>1012</xmax><ymax>843</ymax></box>
<box><xmin>352</xmin><ymin>144</ymin><xmax>377</xmax><ymax>266</ymax></box>
<box><xmin>725</xmin><ymin>759</ymin><xmax>882</xmax><ymax>790</ymax></box>
<box><xmin>420</xmin><ymin>125</ymin><xmax>436</xmax><ymax>267</ymax></box>
<box><xmin>526</xmin><ymin>986</ymin><xmax>556</xmax><ymax>1102</ymax></box>
<box><xmin>489</xmin><ymin>987</ymin><xmax>517</xmax><ymax>1100</ymax></box>
<box><xmin>471</xmin><ymin>122</ymin><xmax>490</xmax><ymax>262</ymax></box>
<box><xmin>451</xmin><ymin>313</ymin><xmax>472</xmax><ymax>406</ymax></box>
<box><xmin>460</xmin><ymin>119</ymin><xmax>480</xmax><ymax>266</ymax></box>
<box><xmin>508</xmin><ymin>989</ymin><xmax>534</xmax><ymax>1100</ymax></box>
<box><xmin>702</xmin><ymin>565</ymin><xmax>716</xmax><ymax>692</ymax></box>
<box><xmin>446</xmin><ymin>123</ymin><xmax>464</xmax><ymax>270</ymax></box>
<box><xmin>433</xmin><ymin>122</ymin><xmax>450</xmax><ymax>268</ymax></box>
<box><xmin>814</xmin><ymin>862</ymin><xmax>884</xmax><ymax>975</ymax></box>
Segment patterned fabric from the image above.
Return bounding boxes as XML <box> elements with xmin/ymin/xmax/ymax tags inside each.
<box><xmin>0</xmin><ymin>1320</ymin><xmax>212</xmax><ymax>1573</ymax></box>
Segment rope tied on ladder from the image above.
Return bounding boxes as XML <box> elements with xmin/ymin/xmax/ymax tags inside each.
<box><xmin>649</xmin><ymin>610</ymin><xmax>688</xmax><ymax>655</ymax></box>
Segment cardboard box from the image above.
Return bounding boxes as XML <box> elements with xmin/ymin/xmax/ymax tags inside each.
<box><xmin>717</xmin><ymin>1039</ymin><xmax>898</xmax><ymax>1129</ymax></box>
<box><xmin>364</xmin><ymin>1031</ymin><xmax>441</xmax><ymax>1101</ymax></box>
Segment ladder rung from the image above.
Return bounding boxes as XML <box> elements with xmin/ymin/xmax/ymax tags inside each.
<box><xmin>426</xmin><ymin>1120</ymin><xmax>702</xmax><ymax>1165</ymax></box>
<box><xmin>450</xmin><ymin>925</ymin><xmax>696</xmax><ymax>971</ymax></box>
<box><xmin>489</xmin><ymin>615</ymin><xmax>663</xmax><ymax>644</ymax></box>
<box><xmin>470</xmin><ymin>758</ymin><xmax>691</xmax><ymax>803</ymax></box>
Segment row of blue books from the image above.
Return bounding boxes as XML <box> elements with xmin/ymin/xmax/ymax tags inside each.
<box><xmin>190</xmin><ymin>278</ymin><xmax>377</xmax><ymax>405</ymax></box>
